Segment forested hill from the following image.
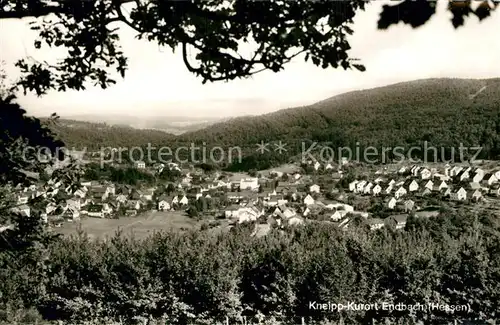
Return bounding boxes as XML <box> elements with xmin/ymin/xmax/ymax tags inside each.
<box><xmin>44</xmin><ymin>78</ymin><xmax>500</xmax><ymax>164</ymax></box>
<box><xmin>43</xmin><ymin>119</ymin><xmax>176</xmax><ymax>150</ymax></box>
<box><xmin>178</xmin><ymin>78</ymin><xmax>500</xmax><ymax>150</ymax></box>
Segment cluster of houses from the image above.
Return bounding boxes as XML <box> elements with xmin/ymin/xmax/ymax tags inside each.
<box><xmin>349</xmin><ymin>164</ymin><xmax>500</xmax><ymax>205</ymax></box>
<box><xmin>7</xmin><ymin>159</ymin><xmax>500</xmax><ymax>234</ymax></box>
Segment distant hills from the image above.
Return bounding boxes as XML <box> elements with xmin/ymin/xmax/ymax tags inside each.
<box><xmin>52</xmin><ymin>114</ymin><xmax>226</xmax><ymax>135</ymax></box>
<box><xmin>45</xmin><ymin>78</ymin><xmax>500</xmax><ymax>167</ymax></box>
<box><xmin>41</xmin><ymin>119</ymin><xmax>176</xmax><ymax>150</ymax></box>
<box><xmin>178</xmin><ymin>78</ymin><xmax>500</xmax><ymax>147</ymax></box>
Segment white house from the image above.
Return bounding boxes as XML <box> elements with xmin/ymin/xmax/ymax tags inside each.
<box><xmin>395</xmin><ymin>187</ymin><xmax>407</xmax><ymax>199</ymax></box>
<box><xmin>471</xmin><ymin>189</ymin><xmax>482</xmax><ymax>201</ymax></box>
<box><xmin>158</xmin><ymin>200</ymin><xmax>170</xmax><ymax>211</ymax></box>
<box><xmin>331</xmin><ymin>210</ymin><xmax>349</xmax><ymax>221</ymax></box>
<box><xmin>407</xmin><ymin>180</ymin><xmax>419</xmax><ymax>192</ymax></box>
<box><xmin>309</xmin><ymin>184</ymin><xmax>321</xmax><ymax>194</ymax></box>
<box><xmin>438</xmin><ymin>181</ymin><xmax>448</xmax><ymax>190</ymax></box>
<box><xmin>355</xmin><ymin>180</ymin><xmax>367</xmax><ymax>193</ymax></box>
<box><xmin>179</xmin><ymin>195</ymin><xmax>189</xmax><ymax>205</ymax></box>
<box><xmin>368</xmin><ymin>218</ymin><xmax>385</xmax><ymax>230</ymax></box>
<box><xmin>17</xmin><ymin>194</ymin><xmax>29</xmax><ymax>205</ymax></box>
<box><xmin>472</xmin><ymin>168</ymin><xmax>485</xmax><ymax>183</ymax></box>
<box><xmin>483</xmin><ymin>173</ymin><xmax>498</xmax><ymax>186</ymax></box>
<box><xmin>420</xmin><ymin>168</ymin><xmax>432</xmax><ymax>180</ymax></box>
<box><xmin>424</xmin><ymin>180</ymin><xmax>434</xmax><ymax>190</ymax></box>
<box><xmin>386</xmin><ymin>197</ymin><xmax>397</xmax><ymax>209</ymax></box>
<box><xmin>348</xmin><ymin>181</ymin><xmax>358</xmax><ymax>192</ymax></box>
<box><xmin>240</xmin><ymin>178</ymin><xmax>259</xmax><ymax>191</ymax></box>
<box><xmin>450</xmin><ymin>187</ymin><xmax>467</xmax><ymax>201</ymax></box>
<box><xmin>458</xmin><ymin>170</ymin><xmax>470</xmax><ymax>182</ymax></box>
<box><xmin>303</xmin><ymin>194</ymin><xmax>315</xmax><ymax>205</ymax></box>
<box><xmin>313</xmin><ymin>161</ymin><xmax>321</xmax><ymax>171</ymax></box>
<box><xmin>372</xmin><ymin>184</ymin><xmax>382</xmax><ymax>196</ymax></box>
<box><xmin>134</xmin><ymin>161</ymin><xmax>146</xmax><ymax>169</ymax></box>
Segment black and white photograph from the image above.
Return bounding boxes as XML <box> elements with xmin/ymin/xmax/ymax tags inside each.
<box><xmin>1</xmin><ymin>0</ymin><xmax>499</xmax><ymax>324</ymax></box>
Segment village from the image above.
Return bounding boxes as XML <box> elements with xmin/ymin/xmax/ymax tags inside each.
<box><xmin>8</xmin><ymin>158</ymin><xmax>500</xmax><ymax>237</ymax></box>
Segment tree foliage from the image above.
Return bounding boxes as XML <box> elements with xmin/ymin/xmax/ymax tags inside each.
<box><xmin>1</xmin><ymin>213</ymin><xmax>499</xmax><ymax>324</ymax></box>
<box><xmin>0</xmin><ymin>0</ymin><xmax>497</xmax><ymax>95</ymax></box>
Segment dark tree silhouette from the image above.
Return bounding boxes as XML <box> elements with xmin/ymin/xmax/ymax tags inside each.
<box><xmin>0</xmin><ymin>0</ymin><xmax>496</xmax><ymax>96</ymax></box>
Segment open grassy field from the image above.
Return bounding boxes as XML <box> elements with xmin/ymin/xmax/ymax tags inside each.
<box><xmin>56</xmin><ymin>210</ymin><xmax>200</xmax><ymax>239</ymax></box>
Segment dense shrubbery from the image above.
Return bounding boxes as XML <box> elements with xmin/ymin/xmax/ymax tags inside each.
<box><xmin>1</xmin><ymin>212</ymin><xmax>500</xmax><ymax>324</ymax></box>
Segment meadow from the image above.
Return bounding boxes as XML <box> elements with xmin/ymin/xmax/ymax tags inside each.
<box><xmin>56</xmin><ymin>210</ymin><xmax>200</xmax><ymax>239</ymax></box>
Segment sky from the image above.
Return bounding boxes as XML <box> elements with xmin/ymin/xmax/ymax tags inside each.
<box><xmin>0</xmin><ymin>0</ymin><xmax>499</xmax><ymax>118</ymax></box>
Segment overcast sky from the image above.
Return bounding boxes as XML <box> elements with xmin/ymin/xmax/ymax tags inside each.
<box><xmin>1</xmin><ymin>0</ymin><xmax>499</xmax><ymax>118</ymax></box>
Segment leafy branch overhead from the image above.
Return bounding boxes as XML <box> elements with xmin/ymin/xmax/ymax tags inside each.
<box><xmin>0</xmin><ymin>0</ymin><xmax>497</xmax><ymax>96</ymax></box>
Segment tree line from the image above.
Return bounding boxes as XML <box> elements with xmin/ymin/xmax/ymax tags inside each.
<box><xmin>1</xmin><ymin>209</ymin><xmax>499</xmax><ymax>324</ymax></box>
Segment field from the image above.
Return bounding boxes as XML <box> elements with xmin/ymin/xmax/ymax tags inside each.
<box><xmin>258</xmin><ymin>164</ymin><xmax>301</xmax><ymax>176</ymax></box>
<box><xmin>56</xmin><ymin>210</ymin><xmax>201</xmax><ymax>239</ymax></box>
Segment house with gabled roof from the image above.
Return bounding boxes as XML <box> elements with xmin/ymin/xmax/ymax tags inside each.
<box><xmin>355</xmin><ymin>180</ymin><xmax>367</xmax><ymax>193</ymax></box>
<box><xmin>394</xmin><ymin>187</ymin><xmax>407</xmax><ymax>199</ymax></box>
<box><xmin>331</xmin><ymin>210</ymin><xmax>349</xmax><ymax>221</ymax></box>
<box><xmin>386</xmin><ymin>197</ymin><xmax>397</xmax><ymax>210</ymax></box>
<box><xmin>179</xmin><ymin>195</ymin><xmax>189</xmax><ymax>205</ymax></box>
<box><xmin>419</xmin><ymin>188</ymin><xmax>432</xmax><ymax>197</ymax></box>
<box><xmin>482</xmin><ymin>173</ymin><xmax>498</xmax><ymax>186</ymax></box>
<box><xmin>363</xmin><ymin>182</ymin><xmax>373</xmax><ymax>195</ymax></box>
<box><xmin>468</xmin><ymin>182</ymin><xmax>482</xmax><ymax>191</ymax></box>
<box><xmin>157</xmin><ymin>195</ymin><xmax>171</xmax><ymax>211</ymax></box>
<box><xmin>303</xmin><ymin>194</ymin><xmax>315</xmax><ymax>206</ymax></box>
<box><xmin>424</xmin><ymin>180</ymin><xmax>434</xmax><ymax>190</ymax></box>
<box><xmin>372</xmin><ymin>184</ymin><xmax>382</xmax><ymax>196</ymax></box>
<box><xmin>420</xmin><ymin>168</ymin><xmax>432</xmax><ymax>180</ymax></box>
<box><xmin>403</xmin><ymin>199</ymin><xmax>415</xmax><ymax>212</ymax></box>
<box><xmin>385</xmin><ymin>214</ymin><xmax>407</xmax><ymax>230</ymax></box>
<box><xmin>470</xmin><ymin>189</ymin><xmax>482</xmax><ymax>202</ymax></box>
<box><xmin>472</xmin><ymin>168</ymin><xmax>485</xmax><ymax>183</ymax></box>
<box><xmin>450</xmin><ymin>187</ymin><xmax>467</xmax><ymax>201</ymax></box>
<box><xmin>457</xmin><ymin>169</ymin><xmax>470</xmax><ymax>182</ymax></box>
